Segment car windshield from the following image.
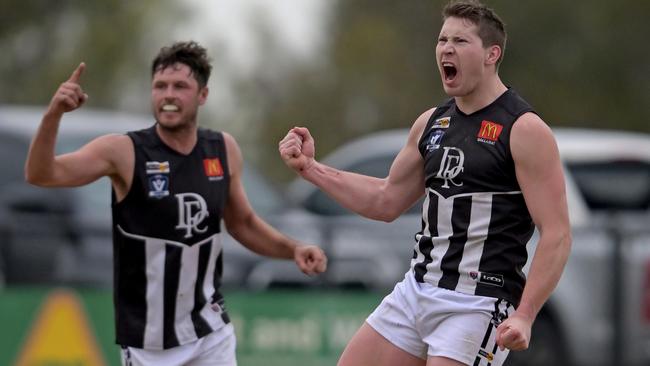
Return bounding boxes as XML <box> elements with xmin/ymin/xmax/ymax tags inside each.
<box><xmin>567</xmin><ymin>161</ymin><xmax>650</xmax><ymax>211</ymax></box>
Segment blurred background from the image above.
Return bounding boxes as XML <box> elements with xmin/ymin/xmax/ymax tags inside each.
<box><xmin>1</xmin><ymin>0</ymin><xmax>649</xmax><ymax>365</ymax></box>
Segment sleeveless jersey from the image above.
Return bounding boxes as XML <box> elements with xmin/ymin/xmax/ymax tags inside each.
<box><xmin>112</xmin><ymin>125</ymin><xmax>231</xmax><ymax>350</ymax></box>
<box><xmin>411</xmin><ymin>88</ymin><xmax>536</xmax><ymax>307</ymax></box>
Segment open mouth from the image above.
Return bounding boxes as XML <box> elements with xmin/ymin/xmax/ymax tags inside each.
<box><xmin>442</xmin><ymin>63</ymin><xmax>457</xmax><ymax>82</ymax></box>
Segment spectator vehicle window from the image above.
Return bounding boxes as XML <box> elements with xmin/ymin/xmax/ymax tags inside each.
<box><xmin>567</xmin><ymin>161</ymin><xmax>650</xmax><ymax>211</ymax></box>
<box><xmin>0</xmin><ymin>134</ymin><xmax>28</xmax><ymax>188</ymax></box>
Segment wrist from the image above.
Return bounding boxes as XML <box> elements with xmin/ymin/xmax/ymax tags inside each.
<box><xmin>298</xmin><ymin>158</ymin><xmax>317</xmax><ymax>179</ymax></box>
<box><xmin>513</xmin><ymin>303</ymin><xmax>537</xmax><ymax>323</ymax></box>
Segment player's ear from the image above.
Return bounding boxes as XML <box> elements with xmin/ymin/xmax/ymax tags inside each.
<box><xmin>198</xmin><ymin>86</ymin><xmax>209</xmax><ymax>105</ymax></box>
<box><xmin>485</xmin><ymin>45</ymin><xmax>501</xmax><ymax>66</ymax></box>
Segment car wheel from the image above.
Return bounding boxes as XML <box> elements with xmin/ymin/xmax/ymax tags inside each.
<box><xmin>504</xmin><ymin>313</ymin><xmax>569</xmax><ymax>366</ymax></box>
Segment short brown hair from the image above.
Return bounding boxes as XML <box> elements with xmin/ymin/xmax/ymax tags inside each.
<box><xmin>443</xmin><ymin>0</ymin><xmax>507</xmax><ymax>66</ymax></box>
<box><xmin>151</xmin><ymin>41</ymin><xmax>212</xmax><ymax>88</ymax></box>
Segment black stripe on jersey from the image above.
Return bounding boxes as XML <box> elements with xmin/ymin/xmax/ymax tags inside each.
<box><xmin>438</xmin><ymin>195</ymin><xmax>472</xmax><ymax>289</ymax></box>
<box><xmin>114</xmin><ymin>235</ymin><xmax>147</xmax><ymax>348</ymax></box>
<box><xmin>163</xmin><ymin>244</ymin><xmax>182</xmax><ymax>349</ymax></box>
<box><xmin>212</xmin><ymin>253</ymin><xmax>230</xmax><ymax>324</ymax></box>
<box><xmin>476</xmin><ymin>194</ymin><xmax>532</xmax><ymax>306</ymax></box>
<box><xmin>191</xmin><ymin>243</ymin><xmax>214</xmax><ymax>338</ymax></box>
<box><xmin>414</xmin><ymin>192</ymin><xmax>439</xmax><ymax>282</ymax></box>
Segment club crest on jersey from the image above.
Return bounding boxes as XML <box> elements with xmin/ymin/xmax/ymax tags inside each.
<box><xmin>146</xmin><ymin>161</ymin><xmax>171</xmax><ymax>198</ymax></box>
<box><xmin>435</xmin><ymin>147</ymin><xmax>464</xmax><ymax>188</ymax></box>
<box><xmin>425</xmin><ymin>129</ymin><xmax>446</xmax><ymax>152</ymax></box>
<box><xmin>148</xmin><ymin>174</ymin><xmax>170</xmax><ymax>198</ymax></box>
<box><xmin>203</xmin><ymin>158</ymin><xmax>224</xmax><ymax>181</ymax></box>
<box><xmin>175</xmin><ymin>193</ymin><xmax>209</xmax><ymax>238</ymax></box>
<box><xmin>477</xmin><ymin>120</ymin><xmax>503</xmax><ymax>145</ymax></box>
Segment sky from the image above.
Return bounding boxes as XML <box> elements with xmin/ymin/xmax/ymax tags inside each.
<box><xmin>175</xmin><ymin>0</ymin><xmax>330</xmax><ymax>72</ymax></box>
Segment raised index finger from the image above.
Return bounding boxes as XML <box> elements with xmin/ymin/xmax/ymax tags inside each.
<box><xmin>68</xmin><ymin>62</ymin><xmax>86</xmax><ymax>83</ymax></box>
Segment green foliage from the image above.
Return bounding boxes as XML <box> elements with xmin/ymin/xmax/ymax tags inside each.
<box><xmin>0</xmin><ymin>0</ymin><xmax>183</xmax><ymax>110</ymax></box>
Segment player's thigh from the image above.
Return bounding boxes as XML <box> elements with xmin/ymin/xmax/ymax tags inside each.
<box><xmin>426</xmin><ymin>356</ymin><xmax>467</xmax><ymax>366</ymax></box>
<box><xmin>337</xmin><ymin>322</ymin><xmax>426</xmax><ymax>366</ymax></box>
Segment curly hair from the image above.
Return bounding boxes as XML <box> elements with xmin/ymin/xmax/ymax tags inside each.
<box><xmin>151</xmin><ymin>41</ymin><xmax>212</xmax><ymax>88</ymax></box>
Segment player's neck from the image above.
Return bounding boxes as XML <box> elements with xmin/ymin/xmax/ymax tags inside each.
<box><xmin>156</xmin><ymin>123</ymin><xmax>198</xmax><ymax>155</ymax></box>
<box><xmin>455</xmin><ymin>76</ymin><xmax>507</xmax><ymax>115</ymax></box>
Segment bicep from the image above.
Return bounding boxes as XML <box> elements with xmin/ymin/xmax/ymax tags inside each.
<box><xmin>511</xmin><ymin>115</ymin><xmax>569</xmax><ymax>229</ymax></box>
<box><xmin>381</xmin><ymin>110</ymin><xmax>431</xmax><ymax>210</ymax></box>
<box><xmin>222</xmin><ymin>133</ymin><xmax>256</xmax><ymax>231</ymax></box>
<box><xmin>54</xmin><ymin>134</ymin><xmax>128</xmax><ymax>187</ymax></box>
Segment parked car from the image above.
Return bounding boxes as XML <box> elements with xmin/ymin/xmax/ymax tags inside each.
<box><xmin>285</xmin><ymin>128</ymin><xmax>650</xmax><ymax>366</ymax></box>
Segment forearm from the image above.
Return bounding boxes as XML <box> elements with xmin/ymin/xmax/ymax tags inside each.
<box><xmin>25</xmin><ymin>112</ymin><xmax>64</xmax><ymax>185</ymax></box>
<box><xmin>517</xmin><ymin>230</ymin><xmax>572</xmax><ymax>321</ymax></box>
<box><xmin>300</xmin><ymin>161</ymin><xmax>397</xmax><ymax>221</ymax></box>
<box><xmin>228</xmin><ymin>213</ymin><xmax>298</xmax><ymax>259</ymax></box>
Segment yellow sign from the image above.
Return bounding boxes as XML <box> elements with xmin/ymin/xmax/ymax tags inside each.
<box><xmin>14</xmin><ymin>289</ymin><xmax>106</xmax><ymax>366</ymax></box>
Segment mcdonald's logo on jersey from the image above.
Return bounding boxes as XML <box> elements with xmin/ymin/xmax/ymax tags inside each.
<box><xmin>477</xmin><ymin>120</ymin><xmax>503</xmax><ymax>145</ymax></box>
<box><xmin>203</xmin><ymin>158</ymin><xmax>224</xmax><ymax>181</ymax></box>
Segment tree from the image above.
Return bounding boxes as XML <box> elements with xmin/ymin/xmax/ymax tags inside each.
<box><xmin>0</xmin><ymin>0</ymin><xmax>181</xmax><ymax>111</ymax></box>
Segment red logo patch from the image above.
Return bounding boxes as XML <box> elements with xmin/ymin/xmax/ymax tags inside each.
<box><xmin>203</xmin><ymin>158</ymin><xmax>223</xmax><ymax>177</ymax></box>
<box><xmin>477</xmin><ymin>120</ymin><xmax>503</xmax><ymax>142</ymax></box>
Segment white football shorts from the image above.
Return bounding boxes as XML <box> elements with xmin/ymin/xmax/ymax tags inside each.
<box><xmin>120</xmin><ymin>323</ymin><xmax>237</xmax><ymax>366</ymax></box>
<box><xmin>366</xmin><ymin>271</ymin><xmax>514</xmax><ymax>366</ymax></box>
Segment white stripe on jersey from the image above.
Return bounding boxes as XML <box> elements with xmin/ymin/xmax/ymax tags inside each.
<box><xmin>144</xmin><ymin>237</ymin><xmax>167</xmax><ymax>349</ymax></box>
<box><xmin>117</xmin><ymin>225</ymin><xmax>223</xmax><ymax>349</ymax></box>
<box><xmin>422</xmin><ymin>190</ymin><xmax>454</xmax><ymax>286</ymax></box>
<box><xmin>413</xmin><ymin>189</ymin><xmax>523</xmax><ymax>289</ymax></box>
<box><xmin>455</xmin><ymin>192</ymin><xmax>493</xmax><ymax>293</ymax></box>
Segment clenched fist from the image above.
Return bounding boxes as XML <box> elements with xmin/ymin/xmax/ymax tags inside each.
<box><xmin>278</xmin><ymin>127</ymin><xmax>316</xmax><ymax>174</ymax></box>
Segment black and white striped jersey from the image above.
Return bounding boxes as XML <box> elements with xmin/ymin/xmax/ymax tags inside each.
<box><xmin>112</xmin><ymin>125</ymin><xmax>231</xmax><ymax>350</ymax></box>
<box><xmin>411</xmin><ymin>88</ymin><xmax>536</xmax><ymax>307</ymax></box>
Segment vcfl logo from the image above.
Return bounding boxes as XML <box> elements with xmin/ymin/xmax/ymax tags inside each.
<box><xmin>436</xmin><ymin>147</ymin><xmax>465</xmax><ymax>188</ymax></box>
<box><xmin>175</xmin><ymin>193</ymin><xmax>209</xmax><ymax>238</ymax></box>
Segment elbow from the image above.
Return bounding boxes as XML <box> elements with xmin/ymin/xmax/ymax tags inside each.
<box><xmin>368</xmin><ymin>200</ymin><xmax>402</xmax><ymax>223</ymax></box>
<box><xmin>25</xmin><ymin>170</ymin><xmax>42</xmax><ymax>186</ymax></box>
<box><xmin>25</xmin><ymin>169</ymin><xmax>56</xmax><ymax>187</ymax></box>
<box><xmin>375</xmin><ymin>210</ymin><xmax>400</xmax><ymax>223</ymax></box>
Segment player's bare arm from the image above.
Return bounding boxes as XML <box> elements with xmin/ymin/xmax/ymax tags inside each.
<box><xmin>25</xmin><ymin>63</ymin><xmax>134</xmax><ymax>197</ymax></box>
<box><xmin>496</xmin><ymin>112</ymin><xmax>572</xmax><ymax>351</ymax></box>
<box><xmin>222</xmin><ymin>132</ymin><xmax>327</xmax><ymax>275</ymax></box>
<box><xmin>278</xmin><ymin>108</ymin><xmax>434</xmax><ymax>222</ymax></box>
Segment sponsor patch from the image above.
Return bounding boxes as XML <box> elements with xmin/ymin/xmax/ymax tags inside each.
<box><xmin>432</xmin><ymin>117</ymin><xmax>451</xmax><ymax>129</ymax></box>
<box><xmin>478</xmin><ymin>349</ymin><xmax>494</xmax><ymax>361</ymax></box>
<box><xmin>146</xmin><ymin>161</ymin><xmax>170</xmax><ymax>174</ymax></box>
<box><xmin>477</xmin><ymin>120</ymin><xmax>503</xmax><ymax>145</ymax></box>
<box><xmin>203</xmin><ymin>158</ymin><xmax>224</xmax><ymax>181</ymax></box>
<box><xmin>470</xmin><ymin>271</ymin><xmax>504</xmax><ymax>287</ymax></box>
